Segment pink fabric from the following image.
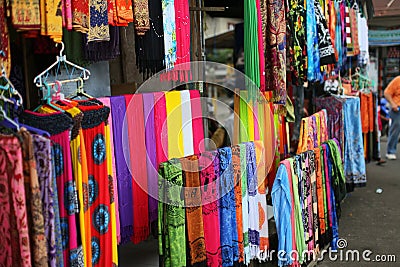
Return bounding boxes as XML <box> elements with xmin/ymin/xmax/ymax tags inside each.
<box><xmin>253</xmin><ymin>102</ymin><xmax>260</xmax><ymax>140</ymax></box>
<box><xmin>189</xmin><ymin>90</ymin><xmax>205</xmax><ymax>154</ymax></box>
<box><xmin>51</xmin><ymin>130</ymin><xmax>78</xmax><ymax>266</ymax></box>
<box><xmin>62</xmin><ymin>0</ymin><xmax>73</xmax><ymax>29</ymax></box>
<box><xmin>154</xmin><ymin>92</ymin><xmax>169</xmax><ymax>166</ymax></box>
<box><xmin>99</xmin><ymin>97</ymin><xmax>121</xmax><ymax>243</ymax></box>
<box><xmin>161</xmin><ymin>0</ymin><xmax>191</xmax><ymax>82</ymax></box>
<box><xmin>256</xmin><ymin>0</ymin><xmax>266</xmax><ymax>91</ymax></box>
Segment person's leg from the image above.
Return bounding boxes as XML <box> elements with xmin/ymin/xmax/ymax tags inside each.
<box><xmin>387</xmin><ymin>110</ymin><xmax>400</xmax><ymax>155</ymax></box>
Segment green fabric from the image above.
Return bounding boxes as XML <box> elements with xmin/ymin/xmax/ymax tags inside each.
<box><xmin>62</xmin><ymin>29</ymin><xmax>89</xmax><ymax>67</ymax></box>
<box><xmin>244</xmin><ymin>0</ymin><xmax>260</xmax><ymax>101</ymax></box>
<box><xmin>239</xmin><ymin>91</ymin><xmax>249</xmax><ymax>143</ymax></box>
<box><xmin>158</xmin><ymin>159</ymin><xmax>186</xmax><ymax>267</ymax></box>
<box><xmin>285</xmin><ymin>97</ymin><xmax>295</xmax><ymax>123</ymax></box>
<box><xmin>326</xmin><ymin>140</ymin><xmax>346</xmax><ymax>202</ymax></box>
<box><xmin>289</xmin><ymin>158</ymin><xmax>306</xmax><ymax>263</ymax></box>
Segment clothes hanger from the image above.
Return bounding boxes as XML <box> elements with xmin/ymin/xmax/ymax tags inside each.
<box><xmin>33</xmin><ymin>42</ymin><xmax>91</xmax><ymax>88</ymax></box>
<box><xmin>0</xmin><ymin>105</ymin><xmax>20</xmax><ymax>130</ymax></box>
<box><xmin>34</xmin><ymin>82</ymin><xmax>65</xmax><ymax>112</ymax></box>
<box><xmin>0</xmin><ymin>62</ymin><xmax>23</xmax><ymax>107</ymax></box>
<box><xmin>67</xmin><ymin>77</ymin><xmax>93</xmax><ymax>99</ymax></box>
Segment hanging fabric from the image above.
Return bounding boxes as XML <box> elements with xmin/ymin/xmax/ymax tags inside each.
<box><xmin>33</xmin><ymin>135</ymin><xmax>59</xmax><ymax>267</ymax></box>
<box><xmin>124</xmin><ymin>95</ymin><xmax>150</xmax><ymax>244</ymax></box>
<box><xmin>135</xmin><ymin>0</ymin><xmax>165</xmax><ymax>78</ymax></box>
<box><xmin>314</xmin><ymin>0</ymin><xmax>336</xmax><ymax>66</ymax></box>
<box><xmin>218</xmin><ymin>147</ymin><xmax>239</xmax><ymax>266</ymax></box>
<box><xmin>181</xmin><ymin>155</ymin><xmax>207</xmax><ymax>266</ymax></box>
<box><xmin>161</xmin><ymin>0</ymin><xmax>177</xmax><ymax>70</ymax></box>
<box><xmin>306</xmin><ymin>0</ymin><xmax>321</xmax><ymax>82</ymax></box>
<box><xmin>87</xmin><ymin>0</ymin><xmax>110</xmax><ymax>42</ymax></box>
<box><xmin>110</xmin><ymin>96</ymin><xmax>134</xmax><ymax>245</ymax></box>
<box><xmin>199</xmin><ymin>151</ymin><xmax>222</xmax><ymax>267</ymax></box>
<box><xmin>84</xmin><ymin>26</ymin><xmax>120</xmax><ymax>62</ymax></box>
<box><xmin>40</xmin><ymin>0</ymin><xmax>63</xmax><ymax>42</ymax></box>
<box><xmin>11</xmin><ymin>0</ymin><xmax>41</xmax><ymax>30</ymax></box>
<box><xmin>158</xmin><ymin>159</ymin><xmax>186</xmax><ymax>267</ymax></box>
<box><xmin>0</xmin><ymin>135</ymin><xmax>32</xmax><ymax>267</ymax></box>
<box><xmin>72</xmin><ymin>0</ymin><xmax>89</xmax><ymax>32</ymax></box>
<box><xmin>20</xmin><ymin>129</ymin><xmax>48</xmax><ymax>267</ymax></box>
<box><xmin>265</xmin><ymin>0</ymin><xmax>287</xmax><ymax>103</ymax></box>
<box><xmin>133</xmin><ymin>0</ymin><xmax>150</xmax><ymax>35</ymax></box>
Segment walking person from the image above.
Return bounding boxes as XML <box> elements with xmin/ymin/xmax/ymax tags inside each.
<box><xmin>384</xmin><ymin>76</ymin><xmax>400</xmax><ymax>159</ymax></box>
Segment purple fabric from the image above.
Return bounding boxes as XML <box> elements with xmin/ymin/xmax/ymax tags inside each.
<box><xmin>142</xmin><ymin>93</ymin><xmax>158</xmax><ymax>223</ymax></box>
<box><xmin>110</xmin><ymin>95</ymin><xmax>133</xmax><ymax>244</ymax></box>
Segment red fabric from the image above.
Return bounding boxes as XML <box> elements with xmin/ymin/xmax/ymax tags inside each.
<box><xmin>124</xmin><ymin>95</ymin><xmax>150</xmax><ymax>244</ymax></box>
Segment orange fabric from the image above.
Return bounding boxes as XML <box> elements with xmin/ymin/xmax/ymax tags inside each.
<box><xmin>232</xmin><ymin>146</ymin><xmax>244</xmax><ymax>263</ymax></box>
<box><xmin>314</xmin><ymin>148</ymin><xmax>325</xmax><ymax>235</ymax></box>
<box><xmin>384</xmin><ymin>76</ymin><xmax>400</xmax><ymax>106</ymax></box>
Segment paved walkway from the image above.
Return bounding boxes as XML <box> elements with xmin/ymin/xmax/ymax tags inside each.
<box><xmin>319</xmin><ymin>141</ymin><xmax>400</xmax><ymax>267</ymax></box>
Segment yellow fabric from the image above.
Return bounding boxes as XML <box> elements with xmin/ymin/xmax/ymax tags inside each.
<box><xmin>247</xmin><ymin>101</ymin><xmax>255</xmax><ymax>141</ymax></box>
<box><xmin>165</xmin><ymin>91</ymin><xmax>184</xmax><ymax>158</ymax></box>
<box><xmin>40</xmin><ymin>0</ymin><xmax>63</xmax><ymax>42</ymax></box>
<box><xmin>105</xmin><ymin>123</ymin><xmax>118</xmax><ymax>266</ymax></box>
<box><xmin>11</xmin><ymin>0</ymin><xmax>40</xmax><ymax>30</ymax></box>
<box><xmin>315</xmin><ymin>113</ymin><xmax>321</xmax><ymax>146</ymax></box>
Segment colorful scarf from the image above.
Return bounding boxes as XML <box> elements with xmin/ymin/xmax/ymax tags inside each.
<box><xmin>135</xmin><ymin>0</ymin><xmax>165</xmax><ymax>77</ymax></box>
<box><xmin>199</xmin><ymin>151</ymin><xmax>221</xmax><ymax>267</ymax></box>
<box><xmin>244</xmin><ymin>0</ymin><xmax>260</xmax><ymax>99</ymax></box>
<box><xmin>72</xmin><ymin>0</ymin><xmax>89</xmax><ymax>32</ymax></box>
<box><xmin>11</xmin><ymin>0</ymin><xmax>40</xmax><ymax>30</ymax></box>
<box><xmin>170</xmin><ymin>0</ymin><xmax>191</xmax><ymax>81</ymax></box>
<box><xmin>20</xmin><ymin>110</ymin><xmax>79</xmax><ymax>266</ymax></box>
<box><xmin>165</xmin><ymin>91</ymin><xmax>184</xmax><ymax>158</ymax></box>
<box><xmin>180</xmin><ymin>91</ymin><xmax>194</xmax><ymax>156</ymax></box>
<box><xmin>245</xmin><ymin>142</ymin><xmax>259</xmax><ymax>260</ymax></box>
<box><xmin>190</xmin><ymin>90</ymin><xmax>205</xmax><ymax>154</ymax></box>
<box><xmin>33</xmin><ymin>135</ymin><xmax>58</xmax><ymax>267</ymax></box>
<box><xmin>232</xmin><ymin>145</ymin><xmax>244</xmax><ymax>263</ymax></box>
<box><xmin>88</xmin><ymin>0</ymin><xmax>110</xmax><ymax>42</ymax></box>
<box><xmin>162</xmin><ymin>0</ymin><xmax>177</xmax><ymax>70</ymax></box>
<box><xmin>77</xmin><ymin>102</ymin><xmax>112</xmax><ymax>267</ymax></box>
<box><xmin>62</xmin><ymin>0</ymin><xmax>73</xmax><ymax>29</ymax></box>
<box><xmin>254</xmin><ymin>141</ymin><xmax>269</xmax><ymax>251</ymax></box>
<box><xmin>271</xmin><ymin>161</ymin><xmax>293</xmax><ymax>266</ymax></box>
<box><xmin>306</xmin><ymin>0</ymin><xmax>321</xmax><ymax>82</ymax></box>
<box><xmin>290</xmin><ymin>157</ymin><xmax>306</xmax><ymax>263</ymax></box>
<box><xmin>238</xmin><ymin>143</ymin><xmax>250</xmax><ymax>265</ymax></box>
<box><xmin>158</xmin><ymin>159</ymin><xmax>186</xmax><ymax>267</ymax></box>
<box><xmin>0</xmin><ymin>135</ymin><xmax>32</xmax><ymax>267</ymax></box>
<box><xmin>115</xmin><ymin>0</ymin><xmax>133</xmax><ymax>25</ymax></box>
<box><xmin>265</xmin><ymin>0</ymin><xmax>287</xmax><ymax>103</ymax></box>
<box><xmin>218</xmin><ymin>147</ymin><xmax>239</xmax><ymax>266</ymax></box>
<box><xmin>51</xmin><ymin>146</ymin><xmax>65</xmax><ymax>267</ymax></box>
<box><xmin>342</xmin><ymin>97</ymin><xmax>366</xmax><ymax>190</ymax></box>
<box><xmin>110</xmin><ymin>96</ymin><xmax>133</xmax><ymax>244</ymax></box>
<box><xmin>40</xmin><ymin>0</ymin><xmax>63</xmax><ymax>42</ymax></box>
<box><xmin>104</xmin><ymin>117</ymin><xmax>119</xmax><ymax>266</ymax></box>
<box><xmin>99</xmin><ymin>97</ymin><xmax>121</xmax><ymax>243</ymax></box>
<box><xmin>20</xmin><ymin>129</ymin><xmax>48</xmax><ymax>267</ymax></box>
<box><xmin>315</xmin><ymin>0</ymin><xmax>336</xmax><ymax>66</ymax></box>
<box><xmin>142</xmin><ymin>93</ymin><xmax>159</xmax><ymax>223</ymax></box>
<box><xmin>124</xmin><ymin>95</ymin><xmax>150</xmax><ymax>244</ymax></box>
<box><xmin>181</xmin><ymin>155</ymin><xmax>207</xmax><ymax>266</ymax></box>
<box><xmin>287</xmin><ymin>0</ymin><xmax>306</xmax><ymax>84</ymax></box>
<box><xmin>133</xmin><ymin>0</ymin><xmax>150</xmax><ymax>35</ymax></box>
<box><xmin>153</xmin><ymin>92</ymin><xmax>169</xmax><ymax>169</ymax></box>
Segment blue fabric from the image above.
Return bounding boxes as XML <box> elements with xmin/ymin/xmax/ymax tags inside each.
<box><xmin>387</xmin><ymin>110</ymin><xmax>400</xmax><ymax>155</ymax></box>
<box><xmin>325</xmin><ymin>146</ymin><xmax>339</xmax><ymax>251</ymax></box>
<box><xmin>272</xmin><ymin>162</ymin><xmax>293</xmax><ymax>267</ymax></box>
<box><xmin>306</xmin><ymin>0</ymin><xmax>321</xmax><ymax>82</ymax></box>
<box><xmin>343</xmin><ymin>97</ymin><xmax>366</xmax><ymax>188</ymax></box>
<box><xmin>217</xmin><ymin>148</ymin><xmax>239</xmax><ymax>266</ymax></box>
